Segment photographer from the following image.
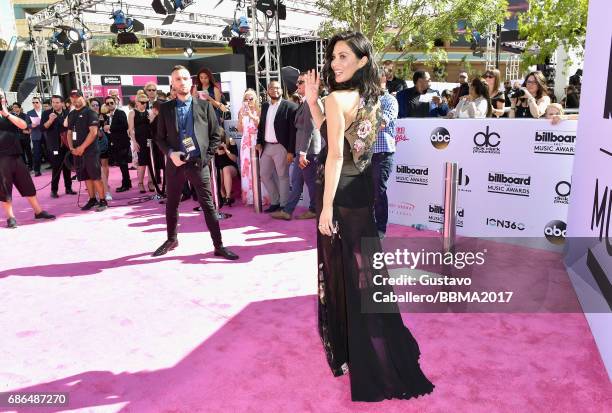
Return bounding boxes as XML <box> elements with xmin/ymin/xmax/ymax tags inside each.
<box><xmin>0</xmin><ymin>89</ymin><xmax>55</xmax><ymax>228</ymax></box>
<box><xmin>509</xmin><ymin>71</ymin><xmax>550</xmax><ymax>118</ymax></box>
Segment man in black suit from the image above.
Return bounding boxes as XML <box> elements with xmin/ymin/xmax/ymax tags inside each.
<box><xmin>103</xmin><ymin>96</ymin><xmax>132</xmax><ymax>192</ymax></box>
<box><xmin>255</xmin><ymin>81</ymin><xmax>298</xmax><ymax>213</ymax></box>
<box><xmin>42</xmin><ymin>95</ymin><xmax>75</xmax><ymax>197</ymax></box>
<box><xmin>152</xmin><ymin>65</ymin><xmax>238</xmax><ymax>260</ymax></box>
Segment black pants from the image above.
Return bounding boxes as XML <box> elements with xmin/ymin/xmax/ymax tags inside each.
<box><xmin>371</xmin><ymin>152</ymin><xmax>394</xmax><ymax>234</ymax></box>
<box><xmin>110</xmin><ymin>146</ymin><xmax>132</xmax><ymax>188</ymax></box>
<box><xmin>32</xmin><ymin>140</ymin><xmax>43</xmax><ymax>173</ymax></box>
<box><xmin>165</xmin><ymin>160</ymin><xmax>222</xmax><ymax>248</ymax></box>
<box><xmin>50</xmin><ymin>146</ymin><xmax>73</xmax><ymax>193</ymax></box>
<box><xmin>20</xmin><ymin>137</ymin><xmax>33</xmax><ymax>169</ymax></box>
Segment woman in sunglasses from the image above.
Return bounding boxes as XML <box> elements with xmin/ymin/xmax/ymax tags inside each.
<box><xmin>236</xmin><ymin>89</ymin><xmax>262</xmax><ymax>205</ymax></box>
<box><xmin>483</xmin><ymin>69</ymin><xmax>506</xmax><ymax>118</ymax></box>
<box><xmin>509</xmin><ymin>71</ymin><xmax>550</xmax><ymax>118</ymax></box>
<box><xmin>128</xmin><ymin>91</ymin><xmax>155</xmax><ymax>193</ymax></box>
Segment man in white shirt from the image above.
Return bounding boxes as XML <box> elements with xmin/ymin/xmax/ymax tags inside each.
<box><xmin>256</xmin><ymin>81</ymin><xmax>298</xmax><ymax>212</ymax></box>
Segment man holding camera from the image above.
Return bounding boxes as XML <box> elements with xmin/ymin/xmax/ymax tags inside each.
<box><xmin>153</xmin><ymin>65</ymin><xmax>238</xmax><ymax>260</ymax></box>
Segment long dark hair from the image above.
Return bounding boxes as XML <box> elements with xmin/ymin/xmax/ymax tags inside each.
<box><xmin>522</xmin><ymin>71</ymin><xmax>547</xmax><ymax>100</ymax></box>
<box><xmin>321</xmin><ymin>31</ymin><xmax>381</xmax><ymax>105</ymax></box>
<box><xmin>471</xmin><ymin>77</ymin><xmax>493</xmax><ymax>117</ymax></box>
<box><xmin>195</xmin><ymin>67</ymin><xmax>220</xmax><ymax>92</ymax></box>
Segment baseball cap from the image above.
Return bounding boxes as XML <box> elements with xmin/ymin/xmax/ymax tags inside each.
<box><xmin>70</xmin><ymin>90</ymin><xmax>83</xmax><ymax>97</ymax></box>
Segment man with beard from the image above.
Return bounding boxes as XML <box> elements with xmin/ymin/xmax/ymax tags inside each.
<box><xmin>255</xmin><ymin>81</ymin><xmax>298</xmax><ymax>213</ymax></box>
<box><xmin>152</xmin><ymin>65</ymin><xmax>238</xmax><ymax>260</ymax></box>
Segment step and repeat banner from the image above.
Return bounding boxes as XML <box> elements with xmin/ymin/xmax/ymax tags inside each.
<box><xmin>388</xmin><ymin>118</ymin><xmax>577</xmax><ymax>242</ymax></box>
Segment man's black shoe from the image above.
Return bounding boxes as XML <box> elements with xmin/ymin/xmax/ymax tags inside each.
<box><xmin>152</xmin><ymin>239</ymin><xmax>178</xmax><ymax>257</ymax></box>
<box><xmin>7</xmin><ymin>217</ymin><xmax>17</xmax><ymax>228</ymax></box>
<box><xmin>214</xmin><ymin>246</ymin><xmax>239</xmax><ymax>260</ymax></box>
<box><xmin>65</xmin><ymin>189</ymin><xmax>77</xmax><ymax>195</ymax></box>
<box><xmin>50</xmin><ymin>191</ymin><xmax>59</xmax><ymax>198</ymax></box>
<box><xmin>34</xmin><ymin>210</ymin><xmax>56</xmax><ymax>220</ymax></box>
<box><xmin>96</xmin><ymin>200</ymin><xmax>108</xmax><ymax>212</ymax></box>
<box><xmin>81</xmin><ymin>198</ymin><xmax>98</xmax><ymax>211</ymax></box>
<box><xmin>116</xmin><ymin>186</ymin><xmax>130</xmax><ymax>193</ymax></box>
<box><xmin>264</xmin><ymin>204</ymin><xmax>280</xmax><ymax>213</ymax></box>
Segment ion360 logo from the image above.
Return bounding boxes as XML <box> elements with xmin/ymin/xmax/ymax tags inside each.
<box><xmin>544</xmin><ymin>220</ymin><xmax>567</xmax><ymax>244</ymax></box>
<box><xmin>430</xmin><ymin>127</ymin><xmax>450</xmax><ymax>149</ymax></box>
<box><xmin>486</xmin><ymin>217</ymin><xmax>525</xmax><ymax>231</ymax></box>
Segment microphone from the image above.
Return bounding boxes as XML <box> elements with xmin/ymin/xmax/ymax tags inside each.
<box><xmin>179</xmin><ymin>153</ymin><xmax>189</xmax><ymax>162</ymax></box>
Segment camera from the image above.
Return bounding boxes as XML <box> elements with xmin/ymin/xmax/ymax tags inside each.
<box><xmin>508</xmin><ymin>89</ymin><xmax>525</xmax><ymax>99</ymax></box>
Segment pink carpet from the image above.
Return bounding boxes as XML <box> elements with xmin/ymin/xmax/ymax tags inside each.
<box><xmin>0</xmin><ymin>168</ymin><xmax>610</xmax><ymax>413</ymax></box>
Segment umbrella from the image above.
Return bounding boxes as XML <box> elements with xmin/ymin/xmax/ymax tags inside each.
<box><xmin>281</xmin><ymin>66</ymin><xmax>300</xmax><ymax>96</ymax></box>
<box><xmin>17</xmin><ymin>76</ymin><xmax>41</xmax><ymax>103</ymax></box>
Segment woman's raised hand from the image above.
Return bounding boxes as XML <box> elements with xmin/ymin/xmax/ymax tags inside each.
<box><xmin>304</xmin><ymin>69</ymin><xmax>321</xmax><ymax>106</ymax></box>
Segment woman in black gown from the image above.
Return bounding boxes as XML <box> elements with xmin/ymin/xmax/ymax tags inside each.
<box><xmin>304</xmin><ymin>31</ymin><xmax>434</xmax><ymax>402</ymax></box>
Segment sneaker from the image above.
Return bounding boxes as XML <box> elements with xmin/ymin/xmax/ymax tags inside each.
<box><xmin>34</xmin><ymin>210</ymin><xmax>56</xmax><ymax>220</ymax></box>
<box><xmin>81</xmin><ymin>198</ymin><xmax>98</xmax><ymax>211</ymax></box>
<box><xmin>96</xmin><ymin>199</ymin><xmax>108</xmax><ymax>212</ymax></box>
<box><xmin>65</xmin><ymin>188</ymin><xmax>77</xmax><ymax>195</ymax></box>
<box><xmin>105</xmin><ymin>193</ymin><xmax>113</xmax><ymax>202</ymax></box>
<box><xmin>296</xmin><ymin>210</ymin><xmax>317</xmax><ymax>220</ymax></box>
<box><xmin>270</xmin><ymin>210</ymin><xmax>292</xmax><ymax>220</ymax></box>
<box><xmin>7</xmin><ymin>217</ymin><xmax>17</xmax><ymax>228</ymax></box>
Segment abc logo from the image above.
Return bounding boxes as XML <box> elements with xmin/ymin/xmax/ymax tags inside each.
<box><xmin>430</xmin><ymin>127</ymin><xmax>451</xmax><ymax>149</ymax></box>
<box><xmin>544</xmin><ymin>220</ymin><xmax>567</xmax><ymax>244</ymax></box>
<box><xmin>474</xmin><ymin>126</ymin><xmax>501</xmax><ymax>147</ymax></box>
<box><xmin>555</xmin><ymin>181</ymin><xmax>571</xmax><ymax>197</ymax></box>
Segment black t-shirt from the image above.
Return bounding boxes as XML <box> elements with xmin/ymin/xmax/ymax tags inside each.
<box><xmin>68</xmin><ymin>107</ymin><xmax>99</xmax><ymax>156</ymax></box>
<box><xmin>386</xmin><ymin>76</ymin><xmax>406</xmax><ymax>94</ymax></box>
<box><xmin>0</xmin><ymin>115</ymin><xmax>22</xmax><ymax>157</ymax></box>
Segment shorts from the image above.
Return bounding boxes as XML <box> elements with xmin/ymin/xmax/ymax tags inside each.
<box><xmin>0</xmin><ymin>155</ymin><xmax>36</xmax><ymax>202</ymax></box>
<box><xmin>74</xmin><ymin>152</ymin><xmax>102</xmax><ymax>182</ymax></box>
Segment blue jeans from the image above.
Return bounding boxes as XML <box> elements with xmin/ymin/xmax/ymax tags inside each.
<box><xmin>284</xmin><ymin>154</ymin><xmax>317</xmax><ymax>214</ymax></box>
<box><xmin>372</xmin><ymin>152</ymin><xmax>394</xmax><ymax>234</ymax></box>
<box><xmin>32</xmin><ymin>139</ymin><xmax>43</xmax><ymax>173</ymax></box>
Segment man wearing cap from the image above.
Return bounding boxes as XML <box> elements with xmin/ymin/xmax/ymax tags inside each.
<box><xmin>152</xmin><ymin>65</ymin><xmax>238</xmax><ymax>260</ymax></box>
<box><xmin>67</xmin><ymin>90</ymin><xmax>107</xmax><ymax>212</ymax></box>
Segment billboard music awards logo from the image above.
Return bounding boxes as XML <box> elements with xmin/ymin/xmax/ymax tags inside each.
<box><xmin>487</xmin><ymin>172</ymin><xmax>531</xmax><ymax>197</ymax></box>
<box><xmin>533</xmin><ymin>130</ymin><xmax>576</xmax><ymax>155</ymax></box>
<box><xmin>473</xmin><ymin>126</ymin><xmax>501</xmax><ymax>154</ymax></box>
<box><xmin>395</xmin><ymin>126</ymin><xmax>409</xmax><ymax>144</ymax></box>
<box><xmin>544</xmin><ymin>220</ymin><xmax>567</xmax><ymax>245</ymax></box>
<box><xmin>485</xmin><ymin>217</ymin><xmax>526</xmax><ymax>232</ymax></box>
<box><xmin>395</xmin><ymin>165</ymin><xmax>429</xmax><ymax>185</ymax></box>
<box><xmin>554</xmin><ymin>180</ymin><xmax>571</xmax><ymax>205</ymax></box>
<box><xmin>458</xmin><ymin>168</ymin><xmax>471</xmax><ymax>193</ymax></box>
<box><xmin>605</xmin><ymin>35</ymin><xmax>612</xmax><ymax>119</ymax></box>
<box><xmin>430</xmin><ymin>127</ymin><xmax>450</xmax><ymax>149</ymax></box>
<box><xmin>428</xmin><ymin>204</ymin><xmax>464</xmax><ymax>227</ymax></box>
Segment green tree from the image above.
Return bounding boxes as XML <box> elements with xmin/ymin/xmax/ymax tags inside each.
<box><xmin>91</xmin><ymin>38</ymin><xmax>157</xmax><ymax>57</ymax></box>
<box><xmin>518</xmin><ymin>0</ymin><xmax>588</xmax><ymax>67</ymax></box>
<box><xmin>316</xmin><ymin>0</ymin><xmax>508</xmax><ymax>60</ymax></box>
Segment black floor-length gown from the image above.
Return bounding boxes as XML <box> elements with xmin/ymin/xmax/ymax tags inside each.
<box><xmin>316</xmin><ymin>98</ymin><xmax>434</xmax><ymax>402</ymax></box>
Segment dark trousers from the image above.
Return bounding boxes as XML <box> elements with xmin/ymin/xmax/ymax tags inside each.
<box><xmin>371</xmin><ymin>152</ymin><xmax>394</xmax><ymax>234</ymax></box>
<box><xmin>119</xmin><ymin>162</ymin><xmax>131</xmax><ymax>188</ymax></box>
<box><xmin>165</xmin><ymin>160</ymin><xmax>223</xmax><ymax>248</ymax></box>
<box><xmin>284</xmin><ymin>154</ymin><xmax>317</xmax><ymax>214</ymax></box>
<box><xmin>50</xmin><ymin>146</ymin><xmax>73</xmax><ymax>193</ymax></box>
<box><xmin>32</xmin><ymin>139</ymin><xmax>43</xmax><ymax>173</ymax></box>
<box><xmin>20</xmin><ymin>137</ymin><xmax>33</xmax><ymax>169</ymax></box>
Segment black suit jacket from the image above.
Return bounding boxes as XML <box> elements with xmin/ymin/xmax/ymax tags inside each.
<box><xmin>108</xmin><ymin>109</ymin><xmax>130</xmax><ymax>149</ymax></box>
<box><xmin>156</xmin><ymin>97</ymin><xmax>221</xmax><ymax>166</ymax></box>
<box><xmin>257</xmin><ymin>99</ymin><xmax>298</xmax><ymax>154</ymax></box>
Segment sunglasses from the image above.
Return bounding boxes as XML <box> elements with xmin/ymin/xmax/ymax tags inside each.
<box><xmin>33</xmin><ymin>101</ymin><xmax>41</xmax><ymax>104</ymax></box>
<box><xmin>106</xmin><ymin>101</ymin><xmax>115</xmax><ymax>105</ymax></box>
<box><xmin>146</xmin><ymin>89</ymin><xmax>157</xmax><ymax>92</ymax></box>
<box><xmin>244</xmin><ymin>97</ymin><xmax>254</xmax><ymax>101</ymax></box>
<box><xmin>138</xmin><ymin>100</ymin><xmax>148</xmax><ymax>104</ymax></box>
<box><xmin>90</xmin><ymin>102</ymin><xmax>99</xmax><ymax>106</ymax></box>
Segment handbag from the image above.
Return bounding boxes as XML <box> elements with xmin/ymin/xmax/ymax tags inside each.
<box><xmin>97</xmin><ymin>131</ymin><xmax>109</xmax><ymax>153</ymax></box>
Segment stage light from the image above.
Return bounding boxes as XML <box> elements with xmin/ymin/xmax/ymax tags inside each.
<box><xmin>152</xmin><ymin>0</ymin><xmax>194</xmax><ymax>25</ymax></box>
<box><xmin>183</xmin><ymin>45</ymin><xmax>196</xmax><ymax>58</ymax></box>
<box><xmin>50</xmin><ymin>26</ymin><xmax>86</xmax><ymax>56</ymax></box>
<box><xmin>255</xmin><ymin>0</ymin><xmax>286</xmax><ymax>20</ymax></box>
<box><xmin>110</xmin><ymin>10</ymin><xmax>144</xmax><ymax>44</ymax></box>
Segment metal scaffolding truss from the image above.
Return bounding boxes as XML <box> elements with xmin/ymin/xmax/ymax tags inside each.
<box><xmin>505</xmin><ymin>54</ymin><xmax>520</xmax><ymax>81</ymax></box>
<box><xmin>28</xmin><ymin>0</ymin><xmax>324</xmax><ymax>100</ymax></box>
<box><xmin>30</xmin><ymin>36</ymin><xmax>53</xmax><ymax>100</ymax></box>
<box><xmin>485</xmin><ymin>27</ymin><xmax>497</xmax><ymax>71</ymax></box>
